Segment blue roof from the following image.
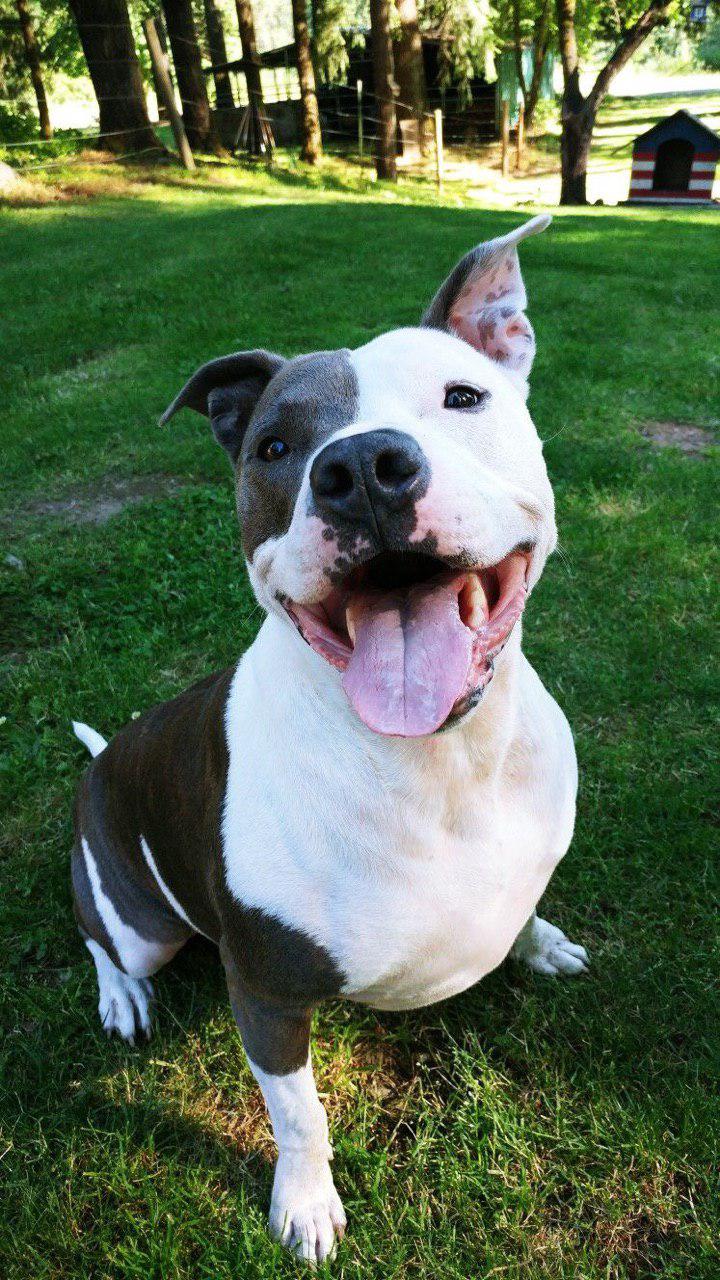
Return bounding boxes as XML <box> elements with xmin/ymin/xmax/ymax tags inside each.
<box><xmin>634</xmin><ymin>109</ymin><xmax>720</xmax><ymax>155</ymax></box>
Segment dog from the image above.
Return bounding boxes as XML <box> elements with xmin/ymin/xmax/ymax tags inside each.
<box><xmin>71</xmin><ymin>213</ymin><xmax>588</xmax><ymax>1263</ymax></box>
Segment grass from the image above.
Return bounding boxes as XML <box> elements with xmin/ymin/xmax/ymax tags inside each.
<box><xmin>0</xmin><ymin>155</ymin><xmax>718</xmax><ymax>1280</ymax></box>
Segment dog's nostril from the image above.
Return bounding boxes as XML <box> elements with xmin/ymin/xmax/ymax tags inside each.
<box><xmin>316</xmin><ymin>461</ymin><xmax>354</xmax><ymax>500</ymax></box>
<box><xmin>374</xmin><ymin>448</ymin><xmax>420</xmax><ymax>488</ymax></box>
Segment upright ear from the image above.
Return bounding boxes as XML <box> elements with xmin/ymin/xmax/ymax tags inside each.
<box><xmin>421</xmin><ymin>215</ymin><xmax>550</xmax><ymax>384</ymax></box>
<box><xmin>160</xmin><ymin>350</ymin><xmax>286</xmax><ymax>462</ymax></box>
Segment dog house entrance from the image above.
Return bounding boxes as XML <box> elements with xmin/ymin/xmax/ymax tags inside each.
<box><xmin>653</xmin><ymin>138</ymin><xmax>694</xmax><ymax>191</ymax></box>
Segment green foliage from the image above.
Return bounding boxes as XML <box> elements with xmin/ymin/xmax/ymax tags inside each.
<box><xmin>698</xmin><ymin>14</ymin><xmax>720</xmax><ymax>68</ymax></box>
<box><xmin>421</xmin><ymin>0</ymin><xmax>496</xmax><ymax>98</ymax></box>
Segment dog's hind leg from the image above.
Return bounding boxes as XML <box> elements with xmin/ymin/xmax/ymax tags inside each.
<box><xmin>72</xmin><ymin>831</ymin><xmax>193</xmax><ymax>1042</ymax></box>
<box><xmin>511</xmin><ymin>911</ymin><xmax>589</xmax><ymax>976</ymax></box>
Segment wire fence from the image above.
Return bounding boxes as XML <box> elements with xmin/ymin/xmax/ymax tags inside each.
<box><xmin>1</xmin><ymin>16</ymin><xmax>525</xmax><ymax>186</ymax></box>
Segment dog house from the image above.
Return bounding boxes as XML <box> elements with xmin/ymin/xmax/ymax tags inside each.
<box><xmin>627</xmin><ymin>110</ymin><xmax>719</xmax><ymax>204</ymax></box>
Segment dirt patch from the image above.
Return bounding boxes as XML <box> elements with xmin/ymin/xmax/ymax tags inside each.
<box><xmin>10</xmin><ymin>474</ymin><xmax>191</xmax><ymax>527</ymax></box>
<box><xmin>641</xmin><ymin>421</ymin><xmax>716</xmax><ymax>455</ymax></box>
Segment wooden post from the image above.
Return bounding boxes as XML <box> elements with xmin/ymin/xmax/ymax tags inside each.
<box><xmin>501</xmin><ymin>99</ymin><xmax>510</xmax><ymax>177</ymax></box>
<box><xmin>143</xmin><ymin>16</ymin><xmax>195</xmax><ymax>170</ymax></box>
<box><xmin>357</xmin><ymin>79</ymin><xmax>363</xmax><ymax>161</ymax></box>
<box><xmin>434</xmin><ymin>107</ymin><xmax>444</xmax><ymax>194</ymax></box>
<box><xmin>516</xmin><ymin>101</ymin><xmax>524</xmax><ymax>169</ymax></box>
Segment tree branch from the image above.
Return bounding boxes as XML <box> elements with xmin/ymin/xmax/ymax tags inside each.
<box><xmin>590</xmin><ymin>0</ymin><xmax>672</xmax><ymax>107</ymax></box>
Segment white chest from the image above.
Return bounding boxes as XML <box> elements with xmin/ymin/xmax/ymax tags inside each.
<box><xmin>221</xmin><ymin>632</ymin><xmax>576</xmax><ymax>1013</ymax></box>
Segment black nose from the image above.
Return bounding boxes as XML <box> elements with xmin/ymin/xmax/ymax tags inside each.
<box><xmin>310</xmin><ymin>430</ymin><xmax>428</xmax><ymax>525</ymax></box>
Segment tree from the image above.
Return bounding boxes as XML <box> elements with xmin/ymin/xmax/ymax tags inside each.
<box><xmin>161</xmin><ymin>0</ymin><xmax>223</xmax><ymax>153</ymax></box>
<box><xmin>235</xmin><ymin>0</ymin><xmax>264</xmax><ymax>114</ymax></box>
<box><xmin>67</xmin><ymin>0</ymin><xmax>159</xmax><ymax>155</ymax></box>
<box><xmin>14</xmin><ymin>0</ymin><xmax>52</xmax><ymax>138</ymax></box>
<box><xmin>291</xmin><ymin>0</ymin><xmax>323</xmax><ymax>163</ymax></box>
<box><xmin>509</xmin><ymin>0</ymin><xmax>552</xmax><ymax>130</ymax></box>
<box><xmin>370</xmin><ymin>0</ymin><xmax>397</xmax><ymax>180</ymax></box>
<box><xmin>204</xmin><ymin>0</ymin><xmax>235</xmax><ymax>112</ymax></box>
<box><xmin>556</xmin><ymin>0</ymin><xmax>673</xmax><ymax>204</ymax></box>
<box><xmin>394</xmin><ymin>0</ymin><xmax>426</xmax><ymax>135</ymax></box>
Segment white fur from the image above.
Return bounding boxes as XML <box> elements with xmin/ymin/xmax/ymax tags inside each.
<box><xmin>512</xmin><ymin>913</ymin><xmax>589</xmax><ymax>976</ymax></box>
<box><xmin>81</xmin><ymin>835</ymin><xmax>176</xmax><ymax>978</ymax></box>
<box><xmin>72</xmin><ymin>720</ymin><xmax>107</xmax><ymax>758</ymax></box>
<box><xmin>247</xmin><ymin>1056</ymin><xmax>345</xmax><ymax>1263</ymax></box>
<box><xmin>86</xmin><ymin>938</ymin><xmax>153</xmax><ymax>1042</ymax></box>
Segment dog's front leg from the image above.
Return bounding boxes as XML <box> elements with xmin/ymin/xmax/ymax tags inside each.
<box><xmin>511</xmin><ymin>911</ymin><xmax>589</xmax><ymax>976</ymax></box>
<box><xmin>222</xmin><ymin>948</ymin><xmax>346</xmax><ymax>1263</ymax></box>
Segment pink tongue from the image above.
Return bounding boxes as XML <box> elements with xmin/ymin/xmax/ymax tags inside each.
<box><xmin>343</xmin><ymin>578</ymin><xmax>473</xmax><ymax>737</ymax></box>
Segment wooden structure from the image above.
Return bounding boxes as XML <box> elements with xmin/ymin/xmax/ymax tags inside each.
<box><xmin>627</xmin><ymin>110</ymin><xmax>719</xmax><ymax>205</ymax></box>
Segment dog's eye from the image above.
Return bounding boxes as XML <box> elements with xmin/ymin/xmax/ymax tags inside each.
<box><xmin>444</xmin><ymin>385</ymin><xmax>488</xmax><ymax>411</ymax></box>
<box><xmin>258</xmin><ymin>437</ymin><xmax>289</xmax><ymax>462</ymax></box>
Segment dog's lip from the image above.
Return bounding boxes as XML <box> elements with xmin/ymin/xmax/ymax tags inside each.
<box><xmin>283</xmin><ymin>549</ymin><xmax>532</xmax><ymax>680</ymax></box>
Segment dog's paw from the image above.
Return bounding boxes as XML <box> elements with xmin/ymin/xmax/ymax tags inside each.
<box><xmin>269</xmin><ymin>1152</ymin><xmax>346</xmax><ymax>1265</ymax></box>
<box><xmin>98</xmin><ymin>971</ymin><xmax>154</xmax><ymax>1043</ymax></box>
<box><xmin>514</xmin><ymin>916</ymin><xmax>589</xmax><ymax>977</ymax></box>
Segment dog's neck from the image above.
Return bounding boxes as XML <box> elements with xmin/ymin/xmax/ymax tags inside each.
<box><xmin>248</xmin><ymin>612</ymin><xmax>522</xmax><ymax>776</ymax></box>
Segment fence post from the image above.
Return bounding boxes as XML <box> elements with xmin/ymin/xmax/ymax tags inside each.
<box><xmin>357</xmin><ymin>79</ymin><xmax>363</xmax><ymax>162</ymax></box>
<box><xmin>144</xmin><ymin>16</ymin><xmax>195</xmax><ymax>171</ymax></box>
<box><xmin>501</xmin><ymin>99</ymin><xmax>509</xmax><ymax>177</ymax></box>
<box><xmin>434</xmin><ymin>107</ymin><xmax>444</xmax><ymax>194</ymax></box>
<box><xmin>516</xmin><ymin>101</ymin><xmax>524</xmax><ymax>169</ymax></box>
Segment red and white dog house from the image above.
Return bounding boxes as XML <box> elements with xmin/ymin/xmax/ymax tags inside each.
<box><xmin>628</xmin><ymin>109</ymin><xmax>719</xmax><ymax>205</ymax></box>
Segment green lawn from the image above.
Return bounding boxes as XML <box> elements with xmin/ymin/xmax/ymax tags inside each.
<box><xmin>0</xmin><ymin>167</ymin><xmax>718</xmax><ymax>1279</ymax></box>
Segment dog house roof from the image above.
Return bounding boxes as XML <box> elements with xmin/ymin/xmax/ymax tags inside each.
<box><xmin>633</xmin><ymin>109</ymin><xmax>720</xmax><ymax>156</ymax></box>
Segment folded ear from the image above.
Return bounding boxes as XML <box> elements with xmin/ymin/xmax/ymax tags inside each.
<box><xmin>421</xmin><ymin>215</ymin><xmax>550</xmax><ymax>384</ymax></box>
<box><xmin>160</xmin><ymin>350</ymin><xmax>286</xmax><ymax>462</ymax></box>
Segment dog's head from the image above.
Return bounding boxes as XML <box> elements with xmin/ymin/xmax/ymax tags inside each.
<box><xmin>163</xmin><ymin>216</ymin><xmax>556</xmax><ymax>738</ymax></box>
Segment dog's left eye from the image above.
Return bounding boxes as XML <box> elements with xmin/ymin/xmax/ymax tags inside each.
<box><xmin>444</xmin><ymin>385</ymin><xmax>488</xmax><ymax>411</ymax></box>
<box><xmin>258</xmin><ymin>437</ymin><xmax>289</xmax><ymax>462</ymax></box>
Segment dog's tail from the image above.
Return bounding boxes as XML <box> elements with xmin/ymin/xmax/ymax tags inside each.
<box><xmin>72</xmin><ymin>721</ymin><xmax>108</xmax><ymax>758</ymax></box>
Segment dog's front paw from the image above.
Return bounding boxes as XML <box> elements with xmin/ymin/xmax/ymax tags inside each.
<box><xmin>514</xmin><ymin>916</ymin><xmax>589</xmax><ymax>977</ymax></box>
<box><xmin>269</xmin><ymin>1152</ymin><xmax>346</xmax><ymax>1264</ymax></box>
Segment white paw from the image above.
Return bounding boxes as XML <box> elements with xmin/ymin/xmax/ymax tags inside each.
<box><xmin>269</xmin><ymin>1153</ymin><xmax>347</xmax><ymax>1265</ymax></box>
<box><xmin>517</xmin><ymin>917</ymin><xmax>589</xmax><ymax>977</ymax></box>
<box><xmin>98</xmin><ymin>971</ymin><xmax>154</xmax><ymax>1043</ymax></box>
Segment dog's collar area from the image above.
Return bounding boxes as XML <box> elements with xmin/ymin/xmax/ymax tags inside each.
<box><xmin>283</xmin><ymin>548</ymin><xmax>531</xmax><ymax>737</ymax></box>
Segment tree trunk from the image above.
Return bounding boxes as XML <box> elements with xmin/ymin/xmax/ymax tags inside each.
<box><xmin>291</xmin><ymin>0</ymin><xmax>322</xmax><ymax>163</ymax></box>
<box><xmin>369</xmin><ymin>0</ymin><xmax>397</xmax><ymax>181</ymax></box>
<box><xmin>559</xmin><ymin>98</ymin><xmax>594</xmax><ymax>204</ymax></box>
<box><xmin>555</xmin><ymin>0</ymin><xmax>672</xmax><ymax>205</ymax></box>
<box><xmin>204</xmin><ymin>0</ymin><xmax>235</xmax><ymax>111</ymax></box>
<box><xmin>161</xmin><ymin>0</ymin><xmax>222</xmax><ymax>153</ymax></box>
<box><xmin>394</xmin><ymin>0</ymin><xmax>425</xmax><ymax>127</ymax></box>
<box><xmin>67</xmin><ymin>0</ymin><xmax>159</xmax><ymax>154</ymax></box>
<box><xmin>15</xmin><ymin>0</ymin><xmax>52</xmax><ymax>139</ymax></box>
<box><xmin>235</xmin><ymin>0</ymin><xmax>264</xmax><ymax>111</ymax></box>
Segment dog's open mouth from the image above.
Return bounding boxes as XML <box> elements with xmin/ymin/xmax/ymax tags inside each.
<box><xmin>285</xmin><ymin>549</ymin><xmax>530</xmax><ymax>738</ymax></box>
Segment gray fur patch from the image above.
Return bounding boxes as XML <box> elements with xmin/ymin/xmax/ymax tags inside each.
<box><xmin>238</xmin><ymin>350</ymin><xmax>359</xmax><ymax>561</ymax></box>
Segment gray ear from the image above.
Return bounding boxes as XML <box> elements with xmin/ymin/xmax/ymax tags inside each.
<box><xmin>422</xmin><ymin>215</ymin><xmax>550</xmax><ymax>381</ymax></box>
<box><xmin>160</xmin><ymin>349</ymin><xmax>286</xmax><ymax>461</ymax></box>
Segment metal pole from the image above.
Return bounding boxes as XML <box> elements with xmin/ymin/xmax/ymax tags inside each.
<box><xmin>434</xmin><ymin>107</ymin><xmax>444</xmax><ymax>194</ymax></box>
<box><xmin>143</xmin><ymin>16</ymin><xmax>195</xmax><ymax>171</ymax></box>
<box><xmin>357</xmin><ymin>79</ymin><xmax>363</xmax><ymax>161</ymax></box>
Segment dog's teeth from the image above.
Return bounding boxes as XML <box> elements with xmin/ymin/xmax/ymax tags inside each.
<box><xmin>346</xmin><ymin>609</ymin><xmax>356</xmax><ymax>645</ymax></box>
<box><xmin>465</xmin><ymin>574</ymin><xmax>489</xmax><ymax>628</ymax></box>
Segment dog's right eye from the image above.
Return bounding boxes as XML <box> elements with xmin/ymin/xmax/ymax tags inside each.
<box><xmin>258</xmin><ymin>437</ymin><xmax>289</xmax><ymax>462</ymax></box>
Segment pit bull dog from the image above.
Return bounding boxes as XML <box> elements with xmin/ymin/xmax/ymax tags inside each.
<box><xmin>71</xmin><ymin>213</ymin><xmax>588</xmax><ymax>1263</ymax></box>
